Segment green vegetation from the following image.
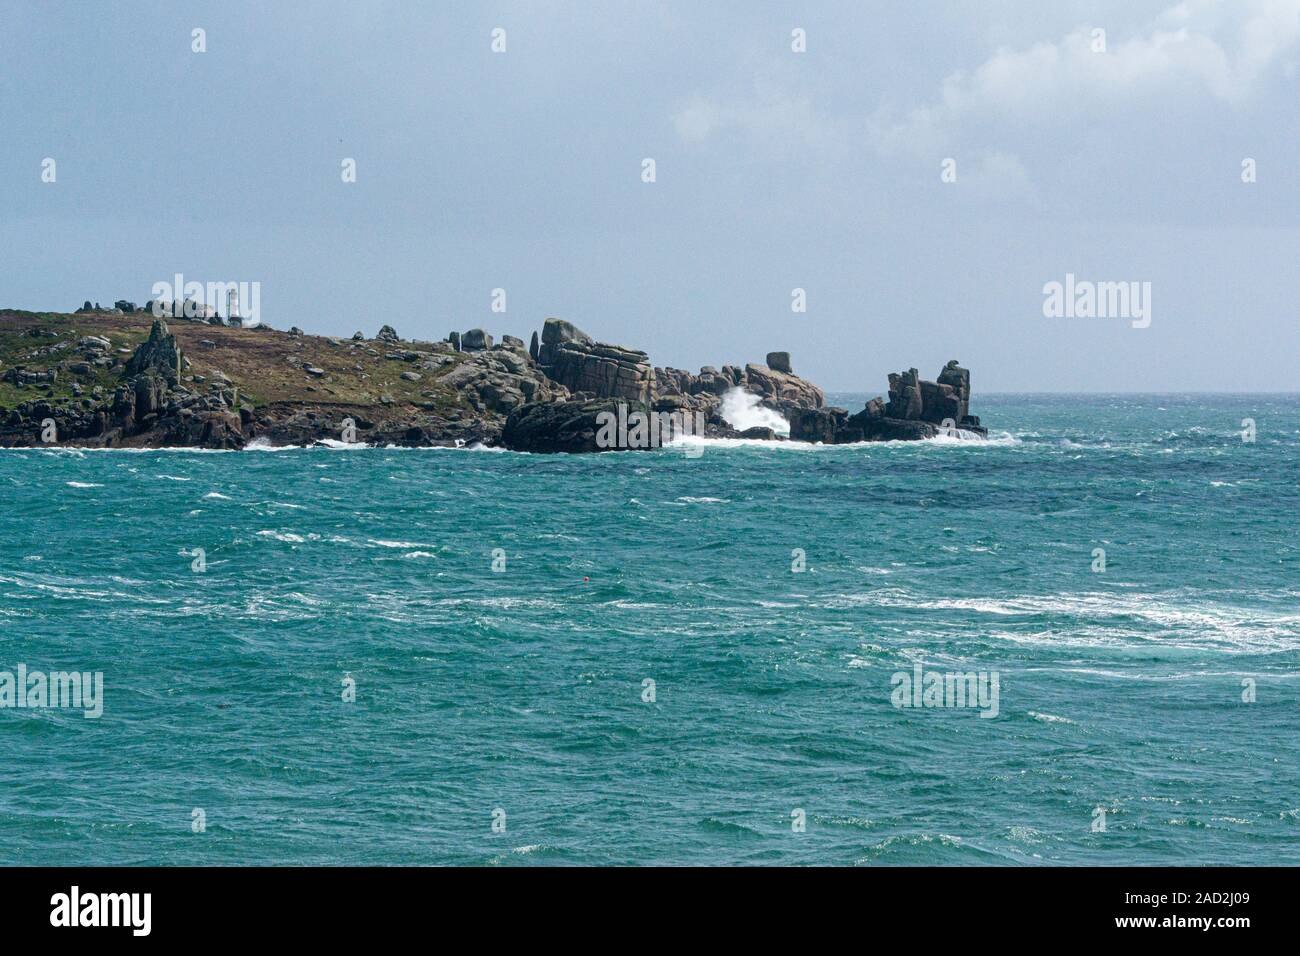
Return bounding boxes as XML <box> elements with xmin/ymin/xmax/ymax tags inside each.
<box><xmin>0</xmin><ymin>309</ymin><xmax>473</xmax><ymax>417</ymax></box>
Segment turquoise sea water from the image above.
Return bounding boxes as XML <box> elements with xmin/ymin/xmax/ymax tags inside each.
<box><xmin>1</xmin><ymin>394</ymin><xmax>1298</xmax><ymax>866</ymax></box>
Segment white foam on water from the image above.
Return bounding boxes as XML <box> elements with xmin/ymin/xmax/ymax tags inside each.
<box><xmin>666</xmin><ymin>434</ymin><xmax>819</xmax><ymax>450</ymax></box>
<box><xmin>924</xmin><ymin>429</ymin><xmax>1020</xmax><ymax>447</ymax></box>
<box><xmin>243</xmin><ymin>438</ymin><xmax>304</xmax><ymax>451</ymax></box>
<box><xmin>256</xmin><ymin>530</ymin><xmax>307</xmax><ymax>543</ymax></box>
<box><xmin>313</xmin><ymin>438</ymin><xmax>371</xmax><ymax>450</ymax></box>
<box><xmin>824</xmin><ymin>588</ymin><xmax>1300</xmax><ymax>653</ymax></box>
<box><xmin>665</xmin><ymin>428</ymin><xmax>1019</xmax><ymax>452</ymax></box>
<box><xmin>19</xmin><ymin>445</ymin><xmax>237</xmax><ymax>454</ymax></box>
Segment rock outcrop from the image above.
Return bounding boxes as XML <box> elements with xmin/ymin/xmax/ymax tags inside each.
<box><xmin>501</xmin><ymin>397</ymin><xmax>708</xmax><ymax>454</ymax></box>
<box><xmin>535</xmin><ymin>319</ymin><xmax>655</xmax><ymax>403</ymax></box>
<box><xmin>460</xmin><ymin>328</ymin><xmax>493</xmax><ymax>351</ymax></box>
<box><xmin>766</xmin><ymin>351</ymin><xmax>792</xmax><ymax>374</ymax></box>
<box><xmin>502</xmin><ymin>399</ymin><xmax>637</xmax><ymax>454</ymax></box>
<box><xmin>534</xmin><ymin>318</ymin><xmax>591</xmax><ymax>365</ymax></box>
<box><xmin>436</xmin><ymin>343</ymin><xmax>568</xmax><ymax>414</ymax></box>
<box><xmin>0</xmin><ymin>317</ymin><xmax>250</xmax><ymax>449</ymax></box>
<box><xmin>500</xmin><ymin>319</ymin><xmax>990</xmax><ymax>452</ymax></box>
<box><xmin>788</xmin><ymin>361</ymin><xmax>986</xmax><ymax>444</ymax></box>
<box><xmin>652</xmin><ymin>361</ymin><xmax>825</xmax><ymax>415</ymax></box>
<box><xmin>0</xmin><ymin>307</ymin><xmax>986</xmax><ymax>452</ymax></box>
<box><xmin>125</xmin><ymin>320</ymin><xmax>181</xmax><ymax>380</ymax></box>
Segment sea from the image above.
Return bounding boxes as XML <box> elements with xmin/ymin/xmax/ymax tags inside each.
<box><xmin>1</xmin><ymin>393</ymin><xmax>1297</xmax><ymax>865</ymax></box>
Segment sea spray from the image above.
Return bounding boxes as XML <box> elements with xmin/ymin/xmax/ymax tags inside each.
<box><xmin>719</xmin><ymin>388</ymin><xmax>790</xmax><ymax>435</ymax></box>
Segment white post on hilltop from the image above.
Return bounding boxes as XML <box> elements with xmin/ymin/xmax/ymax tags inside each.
<box><xmin>227</xmin><ymin>288</ymin><xmax>240</xmax><ymax>326</ymax></box>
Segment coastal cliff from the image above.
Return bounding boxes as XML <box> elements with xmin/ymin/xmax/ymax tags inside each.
<box><xmin>0</xmin><ymin>308</ymin><xmax>985</xmax><ymax>451</ymax></box>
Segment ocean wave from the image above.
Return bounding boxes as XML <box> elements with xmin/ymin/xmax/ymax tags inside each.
<box><xmin>1006</xmin><ymin>825</ymin><xmax>1047</xmax><ymax>844</ymax></box>
<box><xmin>244</xmin><ymin>439</ymin><xmax>308</xmax><ymax>452</ymax></box>
<box><xmin>856</xmin><ymin>832</ymin><xmax>967</xmax><ymax>862</ymax></box>
<box><xmin>666</xmin><ymin>435</ymin><xmax>819</xmax><ymax>451</ymax></box>
<box><xmin>664</xmin><ymin>430</ymin><xmax>1022</xmax><ymax>451</ymax></box>
<box><xmin>826</xmin><ymin>589</ymin><xmax>1300</xmax><ymax>653</ymax></box>
<box><xmin>18</xmin><ymin>445</ymin><xmax>236</xmax><ymax>454</ymax></box>
<box><xmin>698</xmin><ymin>817</ymin><xmax>764</xmax><ymax>838</ymax></box>
<box><xmin>255</xmin><ymin>530</ymin><xmax>308</xmax><ymax>543</ymax></box>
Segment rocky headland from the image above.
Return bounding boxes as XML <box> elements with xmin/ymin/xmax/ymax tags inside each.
<box><xmin>0</xmin><ymin>306</ymin><xmax>985</xmax><ymax>451</ymax></box>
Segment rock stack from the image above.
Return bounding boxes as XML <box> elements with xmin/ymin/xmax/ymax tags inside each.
<box><xmin>789</xmin><ymin>360</ymin><xmax>985</xmax><ymax>444</ymax></box>
<box><xmin>126</xmin><ymin>320</ymin><xmax>181</xmax><ymax>381</ymax></box>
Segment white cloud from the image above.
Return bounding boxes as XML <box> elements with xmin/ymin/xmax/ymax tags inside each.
<box><xmin>872</xmin><ymin>0</ymin><xmax>1300</xmax><ymax>156</ymax></box>
<box><xmin>964</xmin><ymin>151</ymin><xmax>1039</xmax><ymax>202</ymax></box>
<box><xmin>671</xmin><ymin>77</ymin><xmax>843</xmax><ymax>157</ymax></box>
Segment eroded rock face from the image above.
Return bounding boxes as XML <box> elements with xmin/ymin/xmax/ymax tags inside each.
<box><xmin>742</xmin><ymin>363</ymin><xmax>825</xmax><ymax>411</ymax></box>
<box><xmin>548</xmin><ymin>341</ymin><xmax>655</xmax><ymax>402</ymax></box>
<box><xmin>653</xmin><ymin>358</ymin><xmax>825</xmax><ymax>416</ymax></box>
<box><xmin>126</xmin><ymin>320</ymin><xmax>181</xmax><ymax>380</ymax></box>
<box><xmin>789</xmin><ymin>407</ymin><xmax>847</xmax><ymax>444</ymax></box>
<box><xmin>0</xmin><ymin>368</ymin><xmax>250</xmax><ymax>450</ymax></box>
<box><xmin>439</xmin><ymin>346</ymin><xmax>569</xmax><ymax>415</ymax></box>
<box><xmin>162</xmin><ymin>409</ymin><xmax>244</xmax><ymax>449</ymax></box>
<box><xmin>886</xmin><ymin>362</ymin><xmax>978</xmax><ymax>430</ymax></box>
<box><xmin>501</xmin><ymin>398</ymin><xmax>707</xmax><ymax>453</ymax></box>
<box><xmin>531</xmin><ymin>319</ymin><xmax>656</xmax><ymax>403</ymax></box>
<box><xmin>132</xmin><ymin>372</ymin><xmax>168</xmax><ymax>418</ymax></box>
<box><xmin>868</xmin><ymin>418</ymin><xmax>938</xmax><ymax>441</ymax></box>
<box><xmin>886</xmin><ymin>369</ymin><xmax>922</xmax><ymax>420</ymax></box>
<box><xmin>766</xmin><ymin>351</ymin><xmax>792</xmax><ymax>374</ymax></box>
<box><xmin>800</xmin><ymin>361</ymin><xmax>985</xmax><ymax>444</ymax></box>
<box><xmin>654</xmin><ymin>367</ymin><xmax>729</xmax><ymax>401</ymax></box>
<box><xmin>461</xmin><ymin>328</ymin><xmax>493</xmax><ymax>351</ymax></box>
<box><xmin>502</xmin><ymin>399</ymin><xmax>634</xmax><ymax>454</ymax></box>
<box><xmin>535</xmin><ymin>318</ymin><xmax>592</xmax><ymax>365</ymax></box>
<box><xmin>937</xmin><ymin>360</ymin><xmax>971</xmax><ymax>419</ymax></box>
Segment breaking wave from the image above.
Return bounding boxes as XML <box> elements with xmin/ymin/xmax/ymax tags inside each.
<box><xmin>719</xmin><ymin>388</ymin><xmax>790</xmax><ymax>435</ymax></box>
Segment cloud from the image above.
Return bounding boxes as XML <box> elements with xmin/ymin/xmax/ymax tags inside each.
<box><xmin>671</xmin><ymin>76</ymin><xmax>844</xmax><ymax>158</ymax></box>
<box><xmin>962</xmin><ymin>151</ymin><xmax>1039</xmax><ymax>202</ymax></box>
<box><xmin>872</xmin><ymin>0</ymin><xmax>1300</xmax><ymax>157</ymax></box>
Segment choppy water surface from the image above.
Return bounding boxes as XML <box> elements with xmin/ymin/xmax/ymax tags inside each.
<box><xmin>1</xmin><ymin>394</ymin><xmax>1298</xmax><ymax>865</ymax></box>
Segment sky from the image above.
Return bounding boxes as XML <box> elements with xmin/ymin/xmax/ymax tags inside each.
<box><xmin>2</xmin><ymin>0</ymin><xmax>1297</xmax><ymax>391</ymax></box>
